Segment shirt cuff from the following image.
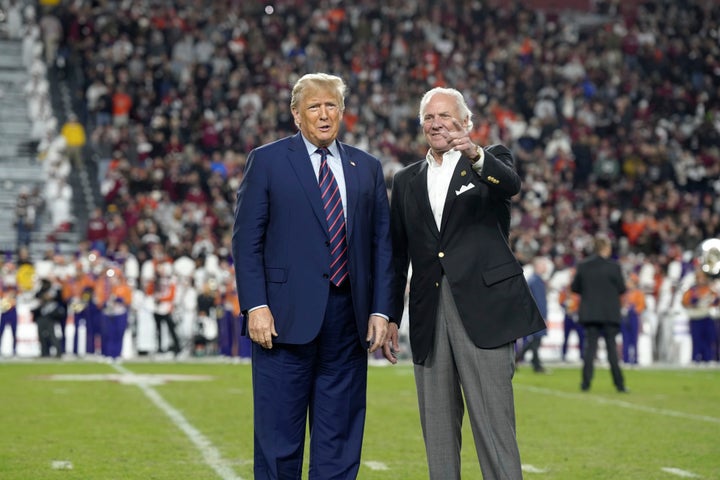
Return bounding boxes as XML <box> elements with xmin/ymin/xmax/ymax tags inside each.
<box><xmin>471</xmin><ymin>148</ymin><xmax>485</xmax><ymax>173</ymax></box>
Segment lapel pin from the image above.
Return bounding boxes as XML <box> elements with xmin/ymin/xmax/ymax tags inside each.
<box><xmin>461</xmin><ymin>170</ymin><xmax>467</xmax><ymax>176</ymax></box>
<box><xmin>350</xmin><ymin>161</ymin><xmax>356</xmax><ymax>166</ymax></box>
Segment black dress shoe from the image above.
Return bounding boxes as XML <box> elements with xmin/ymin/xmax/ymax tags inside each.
<box><xmin>580</xmin><ymin>385</ymin><xmax>590</xmax><ymax>392</ymax></box>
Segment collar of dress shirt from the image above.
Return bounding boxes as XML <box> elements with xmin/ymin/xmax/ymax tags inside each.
<box><xmin>301</xmin><ymin>134</ymin><xmax>340</xmax><ymax>159</ymax></box>
<box><xmin>425</xmin><ymin>148</ymin><xmax>461</xmax><ymax>168</ymax></box>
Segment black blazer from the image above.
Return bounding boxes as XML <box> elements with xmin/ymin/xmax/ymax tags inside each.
<box><xmin>390</xmin><ymin>144</ymin><xmax>546</xmax><ymax>364</ymax></box>
<box><xmin>570</xmin><ymin>254</ymin><xmax>627</xmax><ymax>325</ymax></box>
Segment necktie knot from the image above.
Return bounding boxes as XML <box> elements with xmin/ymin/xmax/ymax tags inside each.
<box><xmin>316</xmin><ymin>147</ymin><xmax>330</xmax><ymax>160</ymax></box>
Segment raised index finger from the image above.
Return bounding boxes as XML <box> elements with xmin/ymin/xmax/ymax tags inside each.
<box><xmin>450</xmin><ymin>117</ymin><xmax>465</xmax><ymax>132</ymax></box>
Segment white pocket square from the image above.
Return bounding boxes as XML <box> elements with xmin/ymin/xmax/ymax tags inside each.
<box><xmin>455</xmin><ymin>183</ymin><xmax>475</xmax><ymax>196</ymax></box>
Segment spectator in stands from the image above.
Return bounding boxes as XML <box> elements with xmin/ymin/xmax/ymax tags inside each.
<box><xmin>85</xmin><ymin>206</ymin><xmax>108</xmax><ymax>255</ymax></box>
<box><xmin>14</xmin><ymin>186</ymin><xmax>35</xmax><ymax>249</ymax></box>
<box><xmin>19</xmin><ymin>0</ymin><xmax>720</xmax><ymax>367</ymax></box>
<box><xmin>572</xmin><ymin>234</ymin><xmax>629</xmax><ymax>393</ymax></box>
<box><xmin>45</xmin><ymin>171</ymin><xmax>73</xmax><ymax>241</ymax></box>
<box><xmin>59</xmin><ymin>113</ymin><xmax>86</xmax><ymax>168</ymax></box>
<box><xmin>38</xmin><ymin>6</ymin><xmax>61</xmax><ymax>65</ymax></box>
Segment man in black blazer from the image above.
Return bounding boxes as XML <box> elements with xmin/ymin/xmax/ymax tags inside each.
<box><xmin>571</xmin><ymin>233</ymin><xmax>628</xmax><ymax>392</ymax></box>
<box><xmin>386</xmin><ymin>87</ymin><xmax>546</xmax><ymax>480</ymax></box>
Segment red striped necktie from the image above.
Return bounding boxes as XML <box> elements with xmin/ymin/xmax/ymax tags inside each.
<box><xmin>317</xmin><ymin>147</ymin><xmax>349</xmax><ymax>286</ymax></box>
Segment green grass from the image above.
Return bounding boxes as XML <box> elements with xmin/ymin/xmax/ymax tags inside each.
<box><xmin>0</xmin><ymin>360</ymin><xmax>718</xmax><ymax>479</ymax></box>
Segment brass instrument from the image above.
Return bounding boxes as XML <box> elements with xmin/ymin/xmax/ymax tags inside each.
<box><xmin>71</xmin><ymin>299</ymin><xmax>88</xmax><ymax>313</ymax></box>
<box><xmin>1</xmin><ymin>297</ymin><xmax>13</xmax><ymax>313</ymax></box>
<box><xmin>697</xmin><ymin>238</ymin><xmax>720</xmax><ymax>279</ymax></box>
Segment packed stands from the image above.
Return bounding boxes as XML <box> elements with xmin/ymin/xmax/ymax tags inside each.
<box><xmin>0</xmin><ymin>0</ymin><xmax>718</xmax><ymax>363</ymax></box>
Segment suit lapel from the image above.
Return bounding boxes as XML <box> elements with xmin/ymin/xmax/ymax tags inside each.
<box><xmin>336</xmin><ymin>142</ymin><xmax>359</xmax><ymax>242</ymax></box>
<box><xmin>440</xmin><ymin>158</ymin><xmax>474</xmax><ymax>233</ymax></box>
<box><xmin>286</xmin><ymin>133</ymin><xmax>328</xmax><ymax>232</ymax></box>
<box><xmin>409</xmin><ymin>161</ymin><xmax>440</xmax><ymax>239</ymax></box>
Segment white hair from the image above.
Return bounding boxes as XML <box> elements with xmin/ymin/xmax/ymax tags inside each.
<box><xmin>418</xmin><ymin>87</ymin><xmax>474</xmax><ymax>131</ymax></box>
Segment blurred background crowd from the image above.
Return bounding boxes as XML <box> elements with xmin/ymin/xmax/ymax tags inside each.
<box><xmin>0</xmin><ymin>0</ymin><xmax>718</xmax><ymax>364</ymax></box>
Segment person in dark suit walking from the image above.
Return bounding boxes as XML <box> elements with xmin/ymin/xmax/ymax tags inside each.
<box><xmin>386</xmin><ymin>86</ymin><xmax>546</xmax><ymax>480</ymax></box>
<box><xmin>232</xmin><ymin>72</ymin><xmax>394</xmax><ymax>480</ymax></box>
<box><xmin>571</xmin><ymin>233</ymin><xmax>629</xmax><ymax>392</ymax></box>
<box><xmin>516</xmin><ymin>256</ymin><xmax>550</xmax><ymax>373</ymax></box>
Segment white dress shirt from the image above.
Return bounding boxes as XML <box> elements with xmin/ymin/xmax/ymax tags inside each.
<box><xmin>301</xmin><ymin>136</ymin><xmax>347</xmax><ymax>219</ymax></box>
<box><xmin>425</xmin><ymin>147</ymin><xmax>485</xmax><ymax>231</ymax></box>
<box><xmin>426</xmin><ymin>149</ymin><xmax>461</xmax><ymax>230</ymax></box>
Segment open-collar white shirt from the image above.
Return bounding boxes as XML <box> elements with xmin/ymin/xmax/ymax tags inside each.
<box><xmin>426</xmin><ymin>149</ymin><xmax>461</xmax><ymax>231</ymax></box>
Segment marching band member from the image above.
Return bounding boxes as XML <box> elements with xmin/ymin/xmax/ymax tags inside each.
<box><xmin>0</xmin><ymin>258</ymin><xmax>19</xmax><ymax>356</ymax></box>
<box><xmin>558</xmin><ymin>282</ymin><xmax>584</xmax><ymax>362</ymax></box>
<box><xmin>32</xmin><ymin>279</ymin><xmax>66</xmax><ymax>358</ymax></box>
<box><xmin>85</xmin><ymin>249</ymin><xmax>107</xmax><ymax>354</ymax></box>
<box><xmin>218</xmin><ymin>261</ymin><xmax>246</xmax><ymax>358</ymax></box>
<box><xmin>621</xmin><ymin>273</ymin><xmax>646</xmax><ymax>365</ymax></box>
<box><xmin>133</xmin><ymin>276</ymin><xmax>158</xmax><ymax>355</ymax></box>
<box><xmin>681</xmin><ymin>267</ymin><xmax>720</xmax><ymax>363</ymax></box>
<box><xmin>94</xmin><ymin>265</ymin><xmax>132</xmax><ymax>359</ymax></box>
<box><xmin>152</xmin><ymin>261</ymin><xmax>181</xmax><ymax>356</ymax></box>
<box><xmin>61</xmin><ymin>262</ymin><xmax>95</xmax><ymax>356</ymax></box>
<box><xmin>194</xmin><ymin>277</ymin><xmax>220</xmax><ymax>355</ymax></box>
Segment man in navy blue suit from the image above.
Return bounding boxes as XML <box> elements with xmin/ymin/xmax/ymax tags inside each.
<box><xmin>232</xmin><ymin>72</ymin><xmax>395</xmax><ymax>480</ymax></box>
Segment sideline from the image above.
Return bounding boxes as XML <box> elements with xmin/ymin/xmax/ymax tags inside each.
<box><xmin>112</xmin><ymin>363</ymin><xmax>245</xmax><ymax>480</ymax></box>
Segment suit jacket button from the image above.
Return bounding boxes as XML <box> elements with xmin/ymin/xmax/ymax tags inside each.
<box><xmin>438</xmin><ymin>252</ymin><xmax>445</xmax><ymax>258</ymax></box>
<box><xmin>435</xmin><ymin>282</ymin><xmax>439</xmax><ymax>288</ymax></box>
<box><xmin>322</xmin><ymin>274</ymin><xmax>329</xmax><ymax>279</ymax></box>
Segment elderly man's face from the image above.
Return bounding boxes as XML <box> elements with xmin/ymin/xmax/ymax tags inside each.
<box><xmin>421</xmin><ymin>93</ymin><xmax>466</xmax><ymax>155</ymax></box>
<box><xmin>292</xmin><ymin>87</ymin><xmax>343</xmax><ymax>148</ymax></box>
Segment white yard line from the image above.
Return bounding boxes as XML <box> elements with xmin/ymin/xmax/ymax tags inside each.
<box><xmin>661</xmin><ymin>467</ymin><xmax>702</xmax><ymax>478</ymax></box>
<box><xmin>522</xmin><ymin>464</ymin><xmax>547</xmax><ymax>474</ymax></box>
<box><xmin>517</xmin><ymin>385</ymin><xmax>712</xmax><ymax>478</ymax></box>
<box><xmin>517</xmin><ymin>385</ymin><xmax>720</xmax><ymax>425</ymax></box>
<box><xmin>113</xmin><ymin>364</ymin><xmax>244</xmax><ymax>480</ymax></box>
<box><xmin>363</xmin><ymin>461</ymin><xmax>389</xmax><ymax>471</ymax></box>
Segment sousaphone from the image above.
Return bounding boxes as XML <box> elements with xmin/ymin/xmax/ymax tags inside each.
<box><xmin>697</xmin><ymin>238</ymin><xmax>720</xmax><ymax>278</ymax></box>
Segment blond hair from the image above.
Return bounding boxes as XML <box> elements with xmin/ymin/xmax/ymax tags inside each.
<box><xmin>290</xmin><ymin>73</ymin><xmax>347</xmax><ymax>112</ymax></box>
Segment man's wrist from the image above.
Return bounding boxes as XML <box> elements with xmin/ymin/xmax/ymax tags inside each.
<box><xmin>469</xmin><ymin>144</ymin><xmax>482</xmax><ymax>161</ymax></box>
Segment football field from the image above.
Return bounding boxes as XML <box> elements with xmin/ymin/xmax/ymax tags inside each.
<box><xmin>1</xmin><ymin>359</ymin><xmax>718</xmax><ymax>479</ymax></box>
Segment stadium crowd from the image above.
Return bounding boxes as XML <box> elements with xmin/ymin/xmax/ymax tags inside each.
<box><xmin>1</xmin><ymin>0</ymin><xmax>719</xmax><ymax>363</ymax></box>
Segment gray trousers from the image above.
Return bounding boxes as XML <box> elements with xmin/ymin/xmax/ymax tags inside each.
<box><xmin>414</xmin><ymin>277</ymin><xmax>523</xmax><ymax>480</ymax></box>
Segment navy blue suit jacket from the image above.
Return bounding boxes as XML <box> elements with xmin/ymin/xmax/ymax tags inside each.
<box><xmin>232</xmin><ymin>133</ymin><xmax>393</xmax><ymax>346</ymax></box>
